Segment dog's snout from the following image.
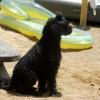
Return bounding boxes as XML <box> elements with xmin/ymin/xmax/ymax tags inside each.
<box><xmin>68</xmin><ymin>26</ymin><xmax>72</xmax><ymax>34</ymax></box>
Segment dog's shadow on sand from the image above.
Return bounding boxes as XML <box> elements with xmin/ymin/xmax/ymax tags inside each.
<box><xmin>6</xmin><ymin>91</ymin><xmax>60</xmax><ymax>98</ymax></box>
<box><xmin>7</xmin><ymin>91</ymin><xmax>24</xmax><ymax>97</ymax></box>
<box><xmin>7</xmin><ymin>91</ymin><xmax>37</xmax><ymax>98</ymax></box>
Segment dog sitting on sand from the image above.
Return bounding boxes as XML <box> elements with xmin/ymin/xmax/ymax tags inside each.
<box><xmin>1</xmin><ymin>14</ymin><xmax>72</xmax><ymax>97</ymax></box>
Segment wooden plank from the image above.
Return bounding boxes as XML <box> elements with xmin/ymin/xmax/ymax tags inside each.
<box><xmin>0</xmin><ymin>39</ymin><xmax>20</xmax><ymax>62</ymax></box>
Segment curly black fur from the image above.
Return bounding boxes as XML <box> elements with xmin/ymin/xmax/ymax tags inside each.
<box><xmin>1</xmin><ymin>14</ymin><xmax>72</xmax><ymax>97</ymax></box>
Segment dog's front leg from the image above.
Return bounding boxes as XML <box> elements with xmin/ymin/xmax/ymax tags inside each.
<box><xmin>47</xmin><ymin>76</ymin><xmax>62</xmax><ymax>97</ymax></box>
<box><xmin>37</xmin><ymin>79</ymin><xmax>48</xmax><ymax>96</ymax></box>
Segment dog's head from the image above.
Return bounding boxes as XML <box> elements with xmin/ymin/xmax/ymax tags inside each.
<box><xmin>43</xmin><ymin>14</ymin><xmax>72</xmax><ymax>36</ymax></box>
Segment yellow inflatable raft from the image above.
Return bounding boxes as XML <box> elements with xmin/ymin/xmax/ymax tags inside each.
<box><xmin>0</xmin><ymin>0</ymin><xmax>94</xmax><ymax>49</ymax></box>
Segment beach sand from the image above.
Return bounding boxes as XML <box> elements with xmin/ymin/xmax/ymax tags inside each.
<box><xmin>0</xmin><ymin>23</ymin><xmax>100</xmax><ymax>100</ymax></box>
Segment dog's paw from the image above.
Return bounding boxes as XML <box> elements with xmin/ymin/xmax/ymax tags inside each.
<box><xmin>35</xmin><ymin>91</ymin><xmax>49</xmax><ymax>97</ymax></box>
<box><xmin>49</xmin><ymin>91</ymin><xmax>62</xmax><ymax>97</ymax></box>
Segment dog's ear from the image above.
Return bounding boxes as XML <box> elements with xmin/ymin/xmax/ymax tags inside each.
<box><xmin>51</xmin><ymin>24</ymin><xmax>57</xmax><ymax>31</ymax></box>
<box><xmin>51</xmin><ymin>24</ymin><xmax>60</xmax><ymax>33</ymax></box>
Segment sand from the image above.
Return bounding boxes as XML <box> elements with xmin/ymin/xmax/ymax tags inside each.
<box><xmin>0</xmin><ymin>24</ymin><xmax>100</xmax><ymax>100</ymax></box>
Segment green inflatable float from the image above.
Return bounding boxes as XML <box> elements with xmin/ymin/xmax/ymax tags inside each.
<box><xmin>0</xmin><ymin>0</ymin><xmax>94</xmax><ymax>49</ymax></box>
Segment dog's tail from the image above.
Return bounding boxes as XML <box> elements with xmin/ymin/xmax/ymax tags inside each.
<box><xmin>0</xmin><ymin>78</ymin><xmax>11</xmax><ymax>90</ymax></box>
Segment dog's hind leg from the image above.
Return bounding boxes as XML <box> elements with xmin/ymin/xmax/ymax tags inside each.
<box><xmin>9</xmin><ymin>70</ymin><xmax>38</xmax><ymax>95</ymax></box>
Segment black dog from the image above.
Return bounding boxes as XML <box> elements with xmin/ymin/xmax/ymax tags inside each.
<box><xmin>3</xmin><ymin>14</ymin><xmax>72</xmax><ymax>96</ymax></box>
